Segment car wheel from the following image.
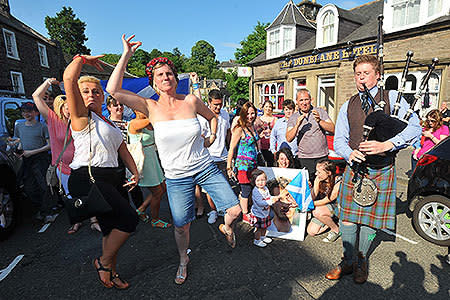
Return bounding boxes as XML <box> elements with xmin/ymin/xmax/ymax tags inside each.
<box><xmin>412</xmin><ymin>195</ymin><xmax>450</xmax><ymax>247</ymax></box>
<box><xmin>0</xmin><ymin>187</ymin><xmax>18</xmax><ymax>240</ymax></box>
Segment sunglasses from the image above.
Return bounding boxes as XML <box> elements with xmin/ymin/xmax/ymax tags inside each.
<box><xmin>427</xmin><ymin>119</ymin><xmax>437</xmax><ymax>123</ymax></box>
<box><xmin>112</xmin><ymin>103</ymin><xmax>124</xmax><ymax>107</ymax></box>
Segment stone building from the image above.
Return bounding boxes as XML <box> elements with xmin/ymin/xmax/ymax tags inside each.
<box><xmin>248</xmin><ymin>0</ymin><xmax>450</xmax><ymax>120</ymax></box>
<box><xmin>0</xmin><ymin>0</ymin><xmax>66</xmax><ymax>98</ymax></box>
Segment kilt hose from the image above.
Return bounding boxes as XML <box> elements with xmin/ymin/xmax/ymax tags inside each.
<box><xmin>337</xmin><ymin>164</ymin><xmax>397</xmax><ymax>230</ymax></box>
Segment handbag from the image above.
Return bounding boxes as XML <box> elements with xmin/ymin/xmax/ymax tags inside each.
<box><xmin>352</xmin><ymin>176</ymin><xmax>378</xmax><ymax>207</ymax></box>
<box><xmin>65</xmin><ymin>113</ymin><xmax>112</xmax><ymax>224</ymax></box>
<box><xmin>46</xmin><ymin>121</ymin><xmax>72</xmax><ymax>189</ymax></box>
<box><xmin>125</xmin><ymin>131</ymin><xmax>144</xmax><ymax>179</ymax></box>
<box><xmin>248</xmin><ymin>127</ymin><xmax>267</xmax><ymax>167</ymax></box>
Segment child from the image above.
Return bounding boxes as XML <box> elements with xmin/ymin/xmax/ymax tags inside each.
<box><xmin>249</xmin><ymin>169</ymin><xmax>279</xmax><ymax>247</ymax></box>
<box><xmin>306</xmin><ymin>159</ymin><xmax>341</xmax><ymax>242</ymax></box>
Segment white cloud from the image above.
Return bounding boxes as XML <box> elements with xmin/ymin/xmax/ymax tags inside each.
<box><xmin>221</xmin><ymin>42</ymin><xmax>241</xmax><ymax>49</ymax></box>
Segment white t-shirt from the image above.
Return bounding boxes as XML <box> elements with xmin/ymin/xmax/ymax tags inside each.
<box><xmin>70</xmin><ymin>112</ymin><xmax>123</xmax><ymax>170</ymax></box>
<box><xmin>198</xmin><ymin>109</ymin><xmax>230</xmax><ymax>162</ymax></box>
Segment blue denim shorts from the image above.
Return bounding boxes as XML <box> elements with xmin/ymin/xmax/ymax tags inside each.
<box><xmin>166</xmin><ymin>163</ymin><xmax>239</xmax><ymax>227</ymax></box>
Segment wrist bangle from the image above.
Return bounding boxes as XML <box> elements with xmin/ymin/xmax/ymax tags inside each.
<box><xmin>72</xmin><ymin>54</ymin><xmax>86</xmax><ymax>64</ymax></box>
<box><xmin>227</xmin><ymin>167</ymin><xmax>232</xmax><ymax>171</ymax></box>
<box><xmin>192</xmin><ymin>83</ymin><xmax>200</xmax><ymax>90</ymax></box>
<box><xmin>46</xmin><ymin>78</ymin><xmax>53</xmax><ymax>85</ymax></box>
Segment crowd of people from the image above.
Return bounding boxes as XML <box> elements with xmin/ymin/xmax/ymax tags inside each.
<box><xmin>12</xmin><ymin>36</ymin><xmax>439</xmax><ymax>288</ymax></box>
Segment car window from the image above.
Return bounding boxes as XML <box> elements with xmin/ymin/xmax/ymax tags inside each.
<box><xmin>4</xmin><ymin>102</ymin><xmax>23</xmax><ymax>137</ymax></box>
<box><xmin>428</xmin><ymin>136</ymin><xmax>450</xmax><ymax>160</ymax></box>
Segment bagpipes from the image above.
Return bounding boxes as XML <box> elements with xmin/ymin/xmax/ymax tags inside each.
<box><xmin>351</xmin><ymin>15</ymin><xmax>439</xmax><ymax>183</ymax></box>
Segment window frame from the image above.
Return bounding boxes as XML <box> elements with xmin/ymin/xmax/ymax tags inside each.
<box><xmin>315</xmin><ymin>5</ymin><xmax>339</xmax><ymax>49</ymax></box>
<box><xmin>10</xmin><ymin>71</ymin><xmax>25</xmax><ymax>94</ymax></box>
<box><xmin>267</xmin><ymin>25</ymin><xmax>295</xmax><ymax>59</ymax></box>
<box><xmin>259</xmin><ymin>82</ymin><xmax>285</xmax><ymax>111</ymax></box>
<box><xmin>37</xmin><ymin>42</ymin><xmax>49</xmax><ymax>68</ymax></box>
<box><xmin>2</xmin><ymin>28</ymin><xmax>19</xmax><ymax>60</ymax></box>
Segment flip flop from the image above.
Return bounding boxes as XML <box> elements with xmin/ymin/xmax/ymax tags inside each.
<box><xmin>151</xmin><ymin>219</ymin><xmax>172</xmax><ymax>228</ymax></box>
<box><xmin>219</xmin><ymin>224</ymin><xmax>236</xmax><ymax>248</ymax></box>
<box><xmin>136</xmin><ymin>209</ymin><xmax>150</xmax><ymax>223</ymax></box>
<box><xmin>67</xmin><ymin>223</ymin><xmax>81</xmax><ymax>235</ymax></box>
<box><xmin>174</xmin><ymin>257</ymin><xmax>189</xmax><ymax>285</ymax></box>
<box><xmin>93</xmin><ymin>257</ymin><xmax>113</xmax><ymax>288</ymax></box>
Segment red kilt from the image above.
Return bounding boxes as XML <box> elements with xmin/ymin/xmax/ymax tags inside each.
<box><xmin>249</xmin><ymin>213</ymin><xmax>271</xmax><ymax>229</ymax></box>
<box><xmin>338</xmin><ymin>164</ymin><xmax>397</xmax><ymax>230</ymax></box>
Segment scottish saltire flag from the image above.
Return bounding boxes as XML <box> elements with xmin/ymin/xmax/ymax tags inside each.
<box><xmin>285</xmin><ymin>169</ymin><xmax>314</xmax><ymax>212</ymax></box>
<box><xmin>100</xmin><ymin>74</ymin><xmax>190</xmax><ymax>120</ymax></box>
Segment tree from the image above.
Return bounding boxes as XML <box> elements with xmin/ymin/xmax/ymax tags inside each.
<box><xmin>45</xmin><ymin>7</ymin><xmax>90</xmax><ymax>56</ymax></box>
<box><xmin>185</xmin><ymin>40</ymin><xmax>218</xmax><ymax>78</ymax></box>
<box><xmin>225</xmin><ymin>71</ymin><xmax>249</xmax><ymax>105</ymax></box>
<box><xmin>100</xmin><ymin>54</ymin><xmax>120</xmax><ymax>66</ymax></box>
<box><xmin>235</xmin><ymin>21</ymin><xmax>268</xmax><ymax>65</ymax></box>
<box><xmin>127</xmin><ymin>49</ymin><xmax>151</xmax><ymax>77</ymax></box>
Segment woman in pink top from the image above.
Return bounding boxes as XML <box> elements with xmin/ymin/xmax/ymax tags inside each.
<box><xmin>32</xmin><ymin>78</ymin><xmax>101</xmax><ymax>234</ymax></box>
<box><xmin>414</xmin><ymin>109</ymin><xmax>449</xmax><ymax>160</ymax></box>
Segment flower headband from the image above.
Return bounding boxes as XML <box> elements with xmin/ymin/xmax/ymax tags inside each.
<box><xmin>145</xmin><ymin>57</ymin><xmax>177</xmax><ymax>85</ymax></box>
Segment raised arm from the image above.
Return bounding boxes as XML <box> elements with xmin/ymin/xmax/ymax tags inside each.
<box><xmin>32</xmin><ymin>78</ymin><xmax>57</xmax><ymax>120</ymax></box>
<box><xmin>63</xmin><ymin>55</ymin><xmax>104</xmax><ymax>131</ymax></box>
<box><xmin>106</xmin><ymin>35</ymin><xmax>148</xmax><ymax>116</ymax></box>
<box><xmin>128</xmin><ymin>118</ymin><xmax>150</xmax><ymax>134</ymax></box>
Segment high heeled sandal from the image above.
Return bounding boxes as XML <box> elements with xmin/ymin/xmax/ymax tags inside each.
<box><xmin>93</xmin><ymin>257</ymin><xmax>113</xmax><ymax>288</ymax></box>
<box><xmin>219</xmin><ymin>224</ymin><xmax>236</xmax><ymax>248</ymax></box>
<box><xmin>174</xmin><ymin>257</ymin><xmax>190</xmax><ymax>285</ymax></box>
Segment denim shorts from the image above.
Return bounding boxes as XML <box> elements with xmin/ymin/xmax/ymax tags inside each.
<box><xmin>166</xmin><ymin>163</ymin><xmax>239</xmax><ymax>227</ymax></box>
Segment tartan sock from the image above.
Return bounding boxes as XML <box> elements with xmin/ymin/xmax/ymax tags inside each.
<box><xmin>359</xmin><ymin>225</ymin><xmax>376</xmax><ymax>258</ymax></box>
<box><xmin>340</xmin><ymin>221</ymin><xmax>357</xmax><ymax>264</ymax></box>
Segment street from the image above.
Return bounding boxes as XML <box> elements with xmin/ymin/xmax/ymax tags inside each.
<box><xmin>1</xmin><ymin>152</ymin><xmax>449</xmax><ymax>300</ymax></box>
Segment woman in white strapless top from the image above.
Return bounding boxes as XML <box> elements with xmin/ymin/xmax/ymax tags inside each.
<box><xmin>107</xmin><ymin>35</ymin><xmax>241</xmax><ymax>285</ymax></box>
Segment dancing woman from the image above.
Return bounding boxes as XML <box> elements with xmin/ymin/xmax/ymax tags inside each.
<box><xmin>64</xmin><ymin>55</ymin><xmax>139</xmax><ymax>289</ymax></box>
<box><xmin>106</xmin><ymin>35</ymin><xmax>241</xmax><ymax>285</ymax></box>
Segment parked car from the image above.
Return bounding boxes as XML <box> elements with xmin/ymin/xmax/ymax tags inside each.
<box><xmin>0</xmin><ymin>96</ymin><xmax>29</xmax><ymax>240</ymax></box>
<box><xmin>407</xmin><ymin>136</ymin><xmax>450</xmax><ymax>246</ymax></box>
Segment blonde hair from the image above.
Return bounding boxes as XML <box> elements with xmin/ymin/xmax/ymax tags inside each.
<box><xmin>77</xmin><ymin>75</ymin><xmax>102</xmax><ymax>89</ymax></box>
<box><xmin>53</xmin><ymin>95</ymin><xmax>67</xmax><ymax>120</ymax></box>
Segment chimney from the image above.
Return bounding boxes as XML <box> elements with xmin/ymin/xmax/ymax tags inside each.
<box><xmin>0</xmin><ymin>0</ymin><xmax>10</xmax><ymax>16</ymax></box>
<box><xmin>297</xmin><ymin>0</ymin><xmax>322</xmax><ymax>22</ymax></box>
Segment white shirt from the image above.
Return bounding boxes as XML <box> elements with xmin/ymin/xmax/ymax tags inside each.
<box><xmin>153</xmin><ymin>118</ymin><xmax>211</xmax><ymax>179</ymax></box>
<box><xmin>198</xmin><ymin>109</ymin><xmax>230</xmax><ymax>162</ymax></box>
<box><xmin>70</xmin><ymin>112</ymin><xmax>123</xmax><ymax>170</ymax></box>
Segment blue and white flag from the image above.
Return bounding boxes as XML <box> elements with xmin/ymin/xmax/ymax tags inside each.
<box><xmin>285</xmin><ymin>169</ymin><xmax>314</xmax><ymax>212</ymax></box>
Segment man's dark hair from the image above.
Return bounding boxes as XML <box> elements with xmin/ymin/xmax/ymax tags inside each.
<box><xmin>208</xmin><ymin>89</ymin><xmax>222</xmax><ymax>101</ymax></box>
<box><xmin>282</xmin><ymin>99</ymin><xmax>295</xmax><ymax>110</ymax></box>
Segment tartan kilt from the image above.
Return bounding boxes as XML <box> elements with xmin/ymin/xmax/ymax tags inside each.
<box><xmin>337</xmin><ymin>164</ymin><xmax>397</xmax><ymax>230</ymax></box>
<box><xmin>249</xmin><ymin>213</ymin><xmax>271</xmax><ymax>229</ymax></box>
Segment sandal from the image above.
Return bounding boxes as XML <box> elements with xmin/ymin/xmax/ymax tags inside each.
<box><xmin>111</xmin><ymin>273</ymin><xmax>130</xmax><ymax>290</ymax></box>
<box><xmin>219</xmin><ymin>224</ymin><xmax>236</xmax><ymax>248</ymax></box>
<box><xmin>151</xmin><ymin>219</ymin><xmax>172</xmax><ymax>228</ymax></box>
<box><xmin>67</xmin><ymin>223</ymin><xmax>81</xmax><ymax>235</ymax></box>
<box><xmin>136</xmin><ymin>209</ymin><xmax>150</xmax><ymax>223</ymax></box>
<box><xmin>174</xmin><ymin>257</ymin><xmax>189</xmax><ymax>285</ymax></box>
<box><xmin>90</xmin><ymin>221</ymin><xmax>102</xmax><ymax>233</ymax></box>
<box><xmin>93</xmin><ymin>257</ymin><xmax>113</xmax><ymax>288</ymax></box>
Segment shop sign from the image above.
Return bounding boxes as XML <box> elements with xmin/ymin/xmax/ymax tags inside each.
<box><xmin>279</xmin><ymin>43</ymin><xmax>377</xmax><ymax>70</ymax></box>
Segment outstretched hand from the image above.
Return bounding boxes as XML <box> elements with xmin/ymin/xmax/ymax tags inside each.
<box><xmin>122</xmin><ymin>34</ymin><xmax>142</xmax><ymax>55</ymax></box>
<box><xmin>83</xmin><ymin>55</ymin><xmax>106</xmax><ymax>71</ymax></box>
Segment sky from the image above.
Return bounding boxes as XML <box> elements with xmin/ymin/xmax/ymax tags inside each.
<box><xmin>10</xmin><ymin>0</ymin><xmax>369</xmax><ymax>62</ymax></box>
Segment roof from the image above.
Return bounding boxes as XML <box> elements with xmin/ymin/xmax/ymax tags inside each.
<box><xmin>218</xmin><ymin>60</ymin><xmax>241</xmax><ymax>68</ymax></box>
<box><xmin>0</xmin><ymin>13</ymin><xmax>56</xmax><ymax>46</ymax></box>
<box><xmin>266</xmin><ymin>0</ymin><xmax>315</xmax><ymax>31</ymax></box>
<box><xmin>248</xmin><ymin>0</ymin><xmax>384</xmax><ymax>65</ymax></box>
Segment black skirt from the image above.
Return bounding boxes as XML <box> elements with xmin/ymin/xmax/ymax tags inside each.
<box><xmin>68</xmin><ymin>166</ymin><xmax>138</xmax><ymax>236</ymax></box>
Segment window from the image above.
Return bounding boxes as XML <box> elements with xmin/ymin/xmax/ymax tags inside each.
<box><xmin>4</xmin><ymin>102</ymin><xmax>22</xmax><ymax>137</ymax></box>
<box><xmin>260</xmin><ymin>82</ymin><xmax>284</xmax><ymax>110</ymax></box>
<box><xmin>384</xmin><ymin>0</ymin><xmax>449</xmax><ymax>33</ymax></box>
<box><xmin>322</xmin><ymin>11</ymin><xmax>335</xmax><ymax>45</ymax></box>
<box><xmin>283</xmin><ymin>27</ymin><xmax>293</xmax><ymax>53</ymax></box>
<box><xmin>317</xmin><ymin>76</ymin><xmax>336</xmax><ymax>121</ymax></box>
<box><xmin>37</xmin><ymin>43</ymin><xmax>49</xmax><ymax>67</ymax></box>
<box><xmin>385</xmin><ymin>70</ymin><xmax>441</xmax><ymax>116</ymax></box>
<box><xmin>10</xmin><ymin>72</ymin><xmax>24</xmax><ymax>94</ymax></box>
<box><xmin>2</xmin><ymin>28</ymin><xmax>19</xmax><ymax>59</ymax></box>
<box><xmin>293</xmin><ymin>78</ymin><xmax>307</xmax><ymax>97</ymax></box>
<box><xmin>428</xmin><ymin>0</ymin><xmax>442</xmax><ymax>17</ymax></box>
<box><xmin>268</xmin><ymin>29</ymin><xmax>280</xmax><ymax>58</ymax></box>
<box><xmin>315</xmin><ymin>5</ymin><xmax>339</xmax><ymax>48</ymax></box>
<box><xmin>392</xmin><ymin>0</ymin><xmax>420</xmax><ymax>28</ymax></box>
